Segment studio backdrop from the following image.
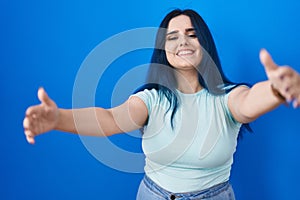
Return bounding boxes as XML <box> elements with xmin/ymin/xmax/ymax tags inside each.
<box><xmin>1</xmin><ymin>0</ymin><xmax>300</xmax><ymax>199</ymax></box>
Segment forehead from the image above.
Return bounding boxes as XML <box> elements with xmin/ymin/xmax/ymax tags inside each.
<box><xmin>167</xmin><ymin>15</ymin><xmax>193</xmax><ymax>31</ymax></box>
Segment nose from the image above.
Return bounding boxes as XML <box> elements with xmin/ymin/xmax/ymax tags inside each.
<box><xmin>179</xmin><ymin>35</ymin><xmax>189</xmax><ymax>47</ymax></box>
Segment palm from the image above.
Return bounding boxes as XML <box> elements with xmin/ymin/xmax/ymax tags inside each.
<box><xmin>23</xmin><ymin>88</ymin><xmax>59</xmax><ymax>144</ymax></box>
<box><xmin>260</xmin><ymin>49</ymin><xmax>300</xmax><ymax>107</ymax></box>
<box><xmin>32</xmin><ymin>101</ymin><xmax>58</xmax><ymax>133</ymax></box>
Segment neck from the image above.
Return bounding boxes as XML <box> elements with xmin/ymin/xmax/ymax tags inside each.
<box><xmin>175</xmin><ymin>69</ymin><xmax>203</xmax><ymax>94</ymax></box>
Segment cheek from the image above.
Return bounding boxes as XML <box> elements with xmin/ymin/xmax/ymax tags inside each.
<box><xmin>165</xmin><ymin>41</ymin><xmax>177</xmax><ymax>54</ymax></box>
<box><xmin>165</xmin><ymin>51</ymin><xmax>176</xmax><ymax>66</ymax></box>
<box><xmin>165</xmin><ymin>43</ymin><xmax>177</xmax><ymax>65</ymax></box>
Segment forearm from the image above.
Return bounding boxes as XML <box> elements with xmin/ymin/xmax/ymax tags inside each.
<box><xmin>239</xmin><ymin>81</ymin><xmax>284</xmax><ymax>121</ymax></box>
<box><xmin>55</xmin><ymin>107</ymin><xmax>119</xmax><ymax>136</ymax></box>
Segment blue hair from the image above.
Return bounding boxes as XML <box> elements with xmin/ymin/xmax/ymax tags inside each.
<box><xmin>135</xmin><ymin>9</ymin><xmax>252</xmax><ymax>135</ymax></box>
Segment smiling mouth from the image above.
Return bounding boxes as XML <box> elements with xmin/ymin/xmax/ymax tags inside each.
<box><xmin>177</xmin><ymin>49</ymin><xmax>194</xmax><ymax>56</ymax></box>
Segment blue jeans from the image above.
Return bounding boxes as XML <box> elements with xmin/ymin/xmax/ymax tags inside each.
<box><xmin>136</xmin><ymin>176</ymin><xmax>235</xmax><ymax>200</ymax></box>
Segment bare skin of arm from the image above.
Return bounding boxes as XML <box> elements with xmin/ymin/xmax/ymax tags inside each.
<box><xmin>229</xmin><ymin>49</ymin><xmax>300</xmax><ymax>123</ymax></box>
<box><xmin>23</xmin><ymin>88</ymin><xmax>148</xmax><ymax>144</ymax></box>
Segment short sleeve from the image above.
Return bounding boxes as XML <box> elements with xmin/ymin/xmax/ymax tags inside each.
<box><xmin>131</xmin><ymin>89</ymin><xmax>159</xmax><ymax>116</ymax></box>
<box><xmin>221</xmin><ymin>84</ymin><xmax>250</xmax><ymax>126</ymax></box>
<box><xmin>222</xmin><ymin>92</ymin><xmax>242</xmax><ymax>128</ymax></box>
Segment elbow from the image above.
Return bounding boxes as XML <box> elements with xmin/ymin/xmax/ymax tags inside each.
<box><xmin>235</xmin><ymin>107</ymin><xmax>260</xmax><ymax>124</ymax></box>
<box><xmin>237</xmin><ymin>114</ymin><xmax>257</xmax><ymax>124</ymax></box>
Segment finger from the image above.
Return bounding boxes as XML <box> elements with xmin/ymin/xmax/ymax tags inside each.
<box><xmin>23</xmin><ymin>117</ymin><xmax>30</xmax><ymax>129</ymax></box>
<box><xmin>24</xmin><ymin>129</ymin><xmax>35</xmax><ymax>144</ymax></box>
<box><xmin>260</xmin><ymin>49</ymin><xmax>278</xmax><ymax>72</ymax></box>
<box><xmin>25</xmin><ymin>105</ymin><xmax>41</xmax><ymax>118</ymax></box>
<box><xmin>293</xmin><ymin>99</ymin><xmax>300</xmax><ymax>108</ymax></box>
<box><xmin>275</xmin><ymin>67</ymin><xmax>300</xmax><ymax>97</ymax></box>
<box><xmin>293</xmin><ymin>94</ymin><xmax>300</xmax><ymax>108</ymax></box>
<box><xmin>26</xmin><ymin>135</ymin><xmax>35</xmax><ymax>144</ymax></box>
<box><xmin>25</xmin><ymin>106</ymin><xmax>34</xmax><ymax>116</ymax></box>
<box><xmin>38</xmin><ymin>87</ymin><xmax>53</xmax><ymax>106</ymax></box>
<box><xmin>276</xmin><ymin>66</ymin><xmax>294</xmax><ymax>80</ymax></box>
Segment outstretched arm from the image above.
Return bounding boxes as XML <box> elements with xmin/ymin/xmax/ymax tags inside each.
<box><xmin>228</xmin><ymin>49</ymin><xmax>300</xmax><ymax>123</ymax></box>
<box><xmin>23</xmin><ymin>88</ymin><xmax>148</xmax><ymax>144</ymax></box>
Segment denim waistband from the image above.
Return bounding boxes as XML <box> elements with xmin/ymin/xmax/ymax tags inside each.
<box><xmin>143</xmin><ymin>175</ymin><xmax>230</xmax><ymax>200</ymax></box>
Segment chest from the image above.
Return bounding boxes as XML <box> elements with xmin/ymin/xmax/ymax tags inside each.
<box><xmin>142</xmin><ymin>95</ymin><xmax>239</xmax><ymax>168</ymax></box>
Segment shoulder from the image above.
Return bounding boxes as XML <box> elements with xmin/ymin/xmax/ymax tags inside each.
<box><xmin>132</xmin><ymin>88</ymin><xmax>160</xmax><ymax>104</ymax></box>
<box><xmin>227</xmin><ymin>85</ymin><xmax>250</xmax><ymax>109</ymax></box>
<box><xmin>131</xmin><ymin>88</ymin><xmax>161</xmax><ymax>114</ymax></box>
<box><xmin>228</xmin><ymin>85</ymin><xmax>250</xmax><ymax>99</ymax></box>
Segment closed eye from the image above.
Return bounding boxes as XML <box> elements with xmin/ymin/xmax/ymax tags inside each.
<box><xmin>167</xmin><ymin>36</ymin><xmax>178</xmax><ymax>41</ymax></box>
<box><xmin>188</xmin><ymin>34</ymin><xmax>197</xmax><ymax>38</ymax></box>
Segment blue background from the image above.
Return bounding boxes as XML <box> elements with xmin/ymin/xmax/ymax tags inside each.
<box><xmin>1</xmin><ymin>0</ymin><xmax>300</xmax><ymax>199</ymax></box>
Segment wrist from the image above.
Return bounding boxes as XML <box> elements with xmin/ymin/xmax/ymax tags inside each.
<box><xmin>271</xmin><ymin>84</ymin><xmax>286</xmax><ymax>102</ymax></box>
<box><xmin>54</xmin><ymin>108</ymin><xmax>62</xmax><ymax>130</ymax></box>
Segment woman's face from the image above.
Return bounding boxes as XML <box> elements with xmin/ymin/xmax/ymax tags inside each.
<box><xmin>165</xmin><ymin>15</ymin><xmax>202</xmax><ymax>71</ymax></box>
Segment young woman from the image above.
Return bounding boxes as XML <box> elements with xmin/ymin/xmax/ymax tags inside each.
<box><xmin>23</xmin><ymin>9</ymin><xmax>300</xmax><ymax>200</ymax></box>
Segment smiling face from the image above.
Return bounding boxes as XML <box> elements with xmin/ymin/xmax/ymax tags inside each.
<box><xmin>165</xmin><ymin>15</ymin><xmax>202</xmax><ymax>71</ymax></box>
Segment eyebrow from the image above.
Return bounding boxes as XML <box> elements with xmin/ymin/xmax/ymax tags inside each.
<box><xmin>166</xmin><ymin>30</ymin><xmax>179</xmax><ymax>35</ymax></box>
<box><xmin>185</xmin><ymin>28</ymin><xmax>196</xmax><ymax>32</ymax></box>
<box><xmin>166</xmin><ymin>28</ymin><xmax>196</xmax><ymax>35</ymax></box>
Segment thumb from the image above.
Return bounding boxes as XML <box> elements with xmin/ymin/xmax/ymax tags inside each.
<box><xmin>260</xmin><ymin>48</ymin><xmax>278</xmax><ymax>72</ymax></box>
<box><xmin>37</xmin><ymin>87</ymin><xmax>53</xmax><ymax>106</ymax></box>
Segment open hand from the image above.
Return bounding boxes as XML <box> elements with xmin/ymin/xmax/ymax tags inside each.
<box><xmin>23</xmin><ymin>88</ymin><xmax>59</xmax><ymax>144</ymax></box>
<box><xmin>260</xmin><ymin>49</ymin><xmax>300</xmax><ymax>108</ymax></box>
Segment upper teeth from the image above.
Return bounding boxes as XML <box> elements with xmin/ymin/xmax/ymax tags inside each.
<box><xmin>178</xmin><ymin>50</ymin><xmax>193</xmax><ymax>56</ymax></box>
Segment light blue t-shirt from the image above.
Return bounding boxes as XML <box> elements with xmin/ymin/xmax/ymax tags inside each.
<box><xmin>133</xmin><ymin>88</ymin><xmax>242</xmax><ymax>193</ymax></box>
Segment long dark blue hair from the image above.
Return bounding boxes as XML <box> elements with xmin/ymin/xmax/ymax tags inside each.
<box><xmin>135</xmin><ymin>9</ymin><xmax>251</xmax><ymax>134</ymax></box>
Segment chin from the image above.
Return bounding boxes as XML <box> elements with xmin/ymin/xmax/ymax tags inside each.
<box><xmin>173</xmin><ymin>65</ymin><xmax>197</xmax><ymax>71</ymax></box>
<box><xmin>175</xmin><ymin>62</ymin><xmax>198</xmax><ymax>69</ymax></box>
